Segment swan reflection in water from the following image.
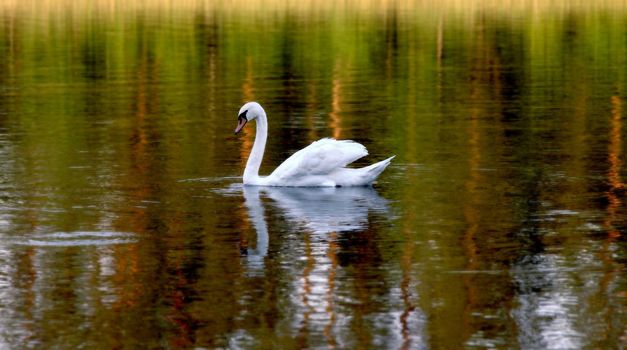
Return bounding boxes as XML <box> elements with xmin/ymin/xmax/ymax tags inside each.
<box><xmin>241</xmin><ymin>185</ymin><xmax>390</xmax><ymax>271</ymax></box>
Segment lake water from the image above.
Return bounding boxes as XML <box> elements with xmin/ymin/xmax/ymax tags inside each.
<box><xmin>1</xmin><ymin>2</ymin><xmax>626</xmax><ymax>349</ymax></box>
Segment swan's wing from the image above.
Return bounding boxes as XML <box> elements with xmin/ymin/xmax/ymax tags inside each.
<box><xmin>270</xmin><ymin>138</ymin><xmax>368</xmax><ymax>180</ymax></box>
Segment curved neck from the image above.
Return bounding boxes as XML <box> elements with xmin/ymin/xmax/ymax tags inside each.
<box><xmin>243</xmin><ymin>110</ymin><xmax>267</xmax><ymax>183</ymax></box>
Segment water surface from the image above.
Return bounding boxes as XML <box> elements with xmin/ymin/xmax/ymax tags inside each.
<box><xmin>0</xmin><ymin>2</ymin><xmax>627</xmax><ymax>349</ymax></box>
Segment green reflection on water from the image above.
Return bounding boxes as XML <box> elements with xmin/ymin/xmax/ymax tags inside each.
<box><xmin>0</xmin><ymin>2</ymin><xmax>626</xmax><ymax>349</ymax></box>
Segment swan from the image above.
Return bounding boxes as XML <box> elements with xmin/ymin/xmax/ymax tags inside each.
<box><xmin>234</xmin><ymin>102</ymin><xmax>394</xmax><ymax>187</ymax></box>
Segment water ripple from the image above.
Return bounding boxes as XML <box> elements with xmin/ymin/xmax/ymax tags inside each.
<box><xmin>10</xmin><ymin>231</ymin><xmax>137</xmax><ymax>247</ymax></box>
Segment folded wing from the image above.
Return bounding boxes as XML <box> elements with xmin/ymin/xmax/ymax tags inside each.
<box><xmin>270</xmin><ymin>138</ymin><xmax>368</xmax><ymax>181</ymax></box>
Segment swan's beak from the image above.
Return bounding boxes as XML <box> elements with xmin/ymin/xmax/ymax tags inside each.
<box><xmin>234</xmin><ymin>117</ymin><xmax>247</xmax><ymax>134</ymax></box>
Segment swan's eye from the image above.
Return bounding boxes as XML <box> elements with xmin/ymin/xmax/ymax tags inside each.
<box><xmin>238</xmin><ymin>110</ymin><xmax>248</xmax><ymax>121</ymax></box>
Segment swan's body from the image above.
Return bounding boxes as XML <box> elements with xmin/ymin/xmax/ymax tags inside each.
<box><xmin>234</xmin><ymin>102</ymin><xmax>394</xmax><ymax>187</ymax></box>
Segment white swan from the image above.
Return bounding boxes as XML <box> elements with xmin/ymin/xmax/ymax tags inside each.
<box><xmin>234</xmin><ymin>102</ymin><xmax>394</xmax><ymax>187</ymax></box>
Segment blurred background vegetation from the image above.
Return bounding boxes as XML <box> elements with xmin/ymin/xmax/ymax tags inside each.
<box><xmin>1</xmin><ymin>1</ymin><xmax>627</xmax><ymax>348</ymax></box>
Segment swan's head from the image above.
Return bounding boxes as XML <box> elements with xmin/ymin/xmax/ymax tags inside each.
<box><xmin>234</xmin><ymin>102</ymin><xmax>264</xmax><ymax>134</ymax></box>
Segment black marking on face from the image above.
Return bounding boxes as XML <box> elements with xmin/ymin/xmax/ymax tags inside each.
<box><xmin>238</xmin><ymin>110</ymin><xmax>248</xmax><ymax>121</ymax></box>
<box><xmin>234</xmin><ymin>110</ymin><xmax>249</xmax><ymax>134</ymax></box>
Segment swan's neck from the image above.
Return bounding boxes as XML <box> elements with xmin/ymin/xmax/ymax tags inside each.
<box><xmin>243</xmin><ymin>111</ymin><xmax>267</xmax><ymax>183</ymax></box>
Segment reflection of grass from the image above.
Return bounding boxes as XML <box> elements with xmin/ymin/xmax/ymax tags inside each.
<box><xmin>0</xmin><ymin>0</ymin><xmax>625</xmax><ymax>212</ymax></box>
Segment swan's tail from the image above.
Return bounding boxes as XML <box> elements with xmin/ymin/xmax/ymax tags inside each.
<box><xmin>358</xmin><ymin>155</ymin><xmax>395</xmax><ymax>185</ymax></box>
<box><xmin>333</xmin><ymin>155</ymin><xmax>395</xmax><ymax>186</ymax></box>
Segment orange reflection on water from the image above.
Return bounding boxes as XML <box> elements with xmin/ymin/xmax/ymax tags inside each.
<box><xmin>306</xmin><ymin>81</ymin><xmax>319</xmax><ymax>142</ymax></box>
<box><xmin>110</xmin><ymin>38</ymin><xmax>157</xmax><ymax>313</ymax></box>
<box><xmin>605</xmin><ymin>95</ymin><xmax>623</xmax><ymax>239</ymax></box>
<box><xmin>461</xmin><ymin>99</ymin><xmax>481</xmax><ymax>343</ymax></box>
<box><xmin>110</xmin><ymin>244</ymin><xmax>141</xmax><ymax>307</ymax></box>
<box><xmin>460</xmin><ymin>29</ymin><xmax>486</xmax><ymax>341</ymax></box>
<box><xmin>324</xmin><ymin>232</ymin><xmax>338</xmax><ymax>349</ymax></box>
<box><xmin>329</xmin><ymin>62</ymin><xmax>343</xmax><ymax>139</ymax></box>
<box><xmin>596</xmin><ymin>94</ymin><xmax>625</xmax><ymax>347</ymax></box>
<box><xmin>15</xmin><ymin>248</ymin><xmax>36</xmax><ymax>333</ymax></box>
<box><xmin>297</xmin><ymin>231</ymin><xmax>314</xmax><ymax>347</ymax></box>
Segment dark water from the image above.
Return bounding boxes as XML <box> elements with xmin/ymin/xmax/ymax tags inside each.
<box><xmin>1</xmin><ymin>3</ymin><xmax>627</xmax><ymax>349</ymax></box>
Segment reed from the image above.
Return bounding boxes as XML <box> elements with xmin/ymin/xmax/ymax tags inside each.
<box><xmin>1</xmin><ymin>0</ymin><xmax>625</xmax><ymax>18</ymax></box>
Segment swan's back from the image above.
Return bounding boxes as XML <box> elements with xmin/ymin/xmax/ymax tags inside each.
<box><xmin>271</xmin><ymin>138</ymin><xmax>365</xmax><ymax>177</ymax></box>
<box><xmin>262</xmin><ymin>138</ymin><xmax>391</xmax><ymax>186</ymax></box>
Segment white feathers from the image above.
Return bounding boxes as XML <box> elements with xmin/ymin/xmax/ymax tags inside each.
<box><xmin>237</xmin><ymin>103</ymin><xmax>393</xmax><ymax>187</ymax></box>
<box><xmin>271</xmin><ymin>138</ymin><xmax>367</xmax><ymax>178</ymax></box>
